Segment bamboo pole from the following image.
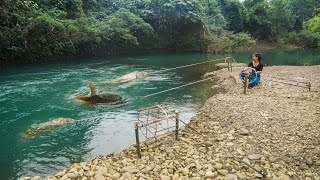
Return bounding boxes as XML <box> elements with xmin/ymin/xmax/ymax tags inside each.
<box><xmin>309</xmin><ymin>82</ymin><xmax>311</xmax><ymax>92</ymax></box>
<box><xmin>227</xmin><ymin>61</ymin><xmax>230</xmax><ymax>71</ymax></box>
<box><xmin>244</xmin><ymin>76</ymin><xmax>248</xmax><ymax>95</ymax></box>
<box><xmin>175</xmin><ymin>111</ymin><xmax>179</xmax><ymax>140</ymax></box>
<box><xmin>134</xmin><ymin>121</ymin><xmax>141</xmax><ymax>158</ymax></box>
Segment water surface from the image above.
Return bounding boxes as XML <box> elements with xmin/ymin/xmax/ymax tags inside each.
<box><xmin>0</xmin><ymin>49</ymin><xmax>319</xmax><ymax>179</ymax></box>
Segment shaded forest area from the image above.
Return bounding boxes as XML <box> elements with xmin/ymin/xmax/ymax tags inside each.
<box><xmin>0</xmin><ymin>0</ymin><xmax>319</xmax><ymax>64</ymax></box>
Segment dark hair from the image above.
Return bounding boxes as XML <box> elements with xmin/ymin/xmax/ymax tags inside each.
<box><xmin>253</xmin><ymin>53</ymin><xmax>262</xmax><ymax>63</ymax></box>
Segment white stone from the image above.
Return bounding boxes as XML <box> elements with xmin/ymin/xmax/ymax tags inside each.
<box><xmin>122</xmin><ymin>166</ymin><xmax>138</xmax><ymax>174</ymax></box>
<box><xmin>110</xmin><ymin>173</ymin><xmax>121</xmax><ymax>180</ymax></box>
<box><xmin>153</xmin><ymin>165</ymin><xmax>161</xmax><ymax>172</ymax></box>
<box><xmin>79</xmin><ymin>169</ymin><xmax>84</xmax><ymax>177</ymax></box>
<box><xmin>19</xmin><ymin>178</ymin><xmax>31</xmax><ymax>180</ymax></box>
<box><xmin>253</xmin><ymin>173</ymin><xmax>263</xmax><ymax>178</ymax></box>
<box><xmin>239</xmin><ymin>128</ymin><xmax>249</xmax><ymax>135</ymax></box>
<box><xmin>160</xmin><ymin>175</ymin><xmax>170</xmax><ymax>180</ymax></box>
<box><xmin>305</xmin><ymin>173</ymin><xmax>313</xmax><ymax>177</ymax></box>
<box><xmin>278</xmin><ymin>173</ymin><xmax>290</xmax><ymax>180</ymax></box>
<box><xmin>87</xmin><ymin>171</ymin><xmax>95</xmax><ymax>177</ymax></box>
<box><xmin>146</xmin><ymin>163</ymin><xmax>155</xmax><ymax>171</ymax></box>
<box><xmin>94</xmin><ymin>173</ymin><xmax>105</xmax><ymax>180</ymax></box>
<box><xmin>67</xmin><ymin>173</ymin><xmax>78</xmax><ymax>179</ymax></box>
<box><xmin>172</xmin><ymin>174</ymin><xmax>179</xmax><ymax>180</ymax></box>
<box><xmin>242</xmin><ymin>158</ymin><xmax>250</xmax><ymax>165</ymax></box>
<box><xmin>55</xmin><ymin>171</ymin><xmax>65</xmax><ymax>177</ymax></box>
<box><xmin>98</xmin><ymin>166</ymin><xmax>109</xmax><ymax>175</ymax></box>
<box><xmin>181</xmin><ymin>168</ymin><xmax>189</xmax><ymax>176</ymax></box>
<box><xmin>225</xmin><ymin>174</ymin><xmax>238</xmax><ymax>180</ymax></box>
<box><xmin>121</xmin><ymin>172</ymin><xmax>131</xmax><ymax>179</ymax></box>
<box><xmin>82</xmin><ymin>166</ymin><xmax>90</xmax><ymax>171</ymax></box>
<box><xmin>214</xmin><ymin>163</ymin><xmax>223</xmax><ymax>170</ymax></box>
<box><xmin>32</xmin><ymin>176</ymin><xmax>40</xmax><ymax>180</ymax></box>
<box><xmin>205</xmin><ymin>171</ymin><xmax>215</xmax><ymax>178</ymax></box>
<box><xmin>60</xmin><ymin>174</ymin><xmax>68</xmax><ymax>180</ymax></box>
<box><xmin>248</xmin><ymin>154</ymin><xmax>261</xmax><ymax>160</ymax></box>
<box><xmin>217</xmin><ymin>169</ymin><xmax>228</xmax><ymax>176</ymax></box>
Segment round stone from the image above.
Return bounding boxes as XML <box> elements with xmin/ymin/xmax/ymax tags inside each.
<box><xmin>239</xmin><ymin>128</ymin><xmax>249</xmax><ymax>135</ymax></box>
<box><xmin>217</xmin><ymin>169</ymin><xmax>228</xmax><ymax>176</ymax></box>
<box><xmin>94</xmin><ymin>173</ymin><xmax>105</xmax><ymax>180</ymax></box>
<box><xmin>225</xmin><ymin>174</ymin><xmax>238</xmax><ymax>180</ymax></box>
<box><xmin>205</xmin><ymin>171</ymin><xmax>215</xmax><ymax>178</ymax></box>
<box><xmin>214</xmin><ymin>163</ymin><xmax>223</xmax><ymax>170</ymax></box>
<box><xmin>248</xmin><ymin>154</ymin><xmax>261</xmax><ymax>160</ymax></box>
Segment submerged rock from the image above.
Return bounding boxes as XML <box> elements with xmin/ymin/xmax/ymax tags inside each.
<box><xmin>110</xmin><ymin>71</ymin><xmax>149</xmax><ymax>84</ymax></box>
<box><xmin>23</xmin><ymin>118</ymin><xmax>75</xmax><ymax>138</ymax></box>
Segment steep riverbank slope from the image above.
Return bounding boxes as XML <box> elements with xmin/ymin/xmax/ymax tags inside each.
<box><xmin>22</xmin><ymin>65</ymin><xmax>320</xmax><ymax>180</ymax></box>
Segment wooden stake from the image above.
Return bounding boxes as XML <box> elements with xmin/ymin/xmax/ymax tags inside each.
<box><xmin>244</xmin><ymin>76</ymin><xmax>248</xmax><ymax>95</ymax></box>
<box><xmin>308</xmin><ymin>82</ymin><xmax>311</xmax><ymax>92</ymax></box>
<box><xmin>175</xmin><ymin>111</ymin><xmax>179</xmax><ymax>140</ymax></box>
<box><xmin>134</xmin><ymin>121</ymin><xmax>141</xmax><ymax>158</ymax></box>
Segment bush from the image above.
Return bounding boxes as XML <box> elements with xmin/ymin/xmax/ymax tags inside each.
<box><xmin>204</xmin><ymin>30</ymin><xmax>256</xmax><ymax>53</ymax></box>
<box><xmin>287</xmin><ymin>30</ymin><xmax>320</xmax><ymax>48</ymax></box>
<box><xmin>229</xmin><ymin>32</ymin><xmax>256</xmax><ymax>49</ymax></box>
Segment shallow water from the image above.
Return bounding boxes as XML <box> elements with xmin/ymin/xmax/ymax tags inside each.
<box><xmin>0</xmin><ymin>49</ymin><xmax>319</xmax><ymax>179</ymax></box>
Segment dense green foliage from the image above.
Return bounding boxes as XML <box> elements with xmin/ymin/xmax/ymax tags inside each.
<box><xmin>286</xmin><ymin>10</ymin><xmax>320</xmax><ymax>48</ymax></box>
<box><xmin>0</xmin><ymin>0</ymin><xmax>319</xmax><ymax>64</ymax></box>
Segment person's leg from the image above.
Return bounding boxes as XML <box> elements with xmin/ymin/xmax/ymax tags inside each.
<box><xmin>240</xmin><ymin>72</ymin><xmax>248</xmax><ymax>81</ymax></box>
<box><xmin>249</xmin><ymin>76</ymin><xmax>261</xmax><ymax>88</ymax></box>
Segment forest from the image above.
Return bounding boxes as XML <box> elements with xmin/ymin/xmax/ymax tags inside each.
<box><xmin>0</xmin><ymin>0</ymin><xmax>319</xmax><ymax>64</ymax></box>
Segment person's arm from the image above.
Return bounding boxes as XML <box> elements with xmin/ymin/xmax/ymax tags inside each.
<box><xmin>243</xmin><ymin>62</ymin><xmax>253</xmax><ymax>71</ymax></box>
<box><xmin>255</xmin><ymin>63</ymin><xmax>263</xmax><ymax>75</ymax></box>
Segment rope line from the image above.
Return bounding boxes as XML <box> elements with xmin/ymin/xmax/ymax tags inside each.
<box><xmin>265</xmin><ymin>78</ymin><xmax>309</xmax><ymax>88</ymax></box>
<box><xmin>143</xmin><ymin>78</ymin><xmax>212</xmax><ymax>98</ymax></box>
<box><xmin>264</xmin><ymin>75</ymin><xmax>309</xmax><ymax>84</ymax></box>
<box><xmin>156</xmin><ymin>57</ymin><xmax>226</xmax><ymax>73</ymax></box>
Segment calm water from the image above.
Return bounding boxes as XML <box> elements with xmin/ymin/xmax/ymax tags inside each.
<box><xmin>0</xmin><ymin>49</ymin><xmax>319</xmax><ymax>180</ymax></box>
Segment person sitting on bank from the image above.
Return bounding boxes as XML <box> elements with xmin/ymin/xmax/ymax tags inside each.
<box><xmin>240</xmin><ymin>53</ymin><xmax>264</xmax><ymax>88</ymax></box>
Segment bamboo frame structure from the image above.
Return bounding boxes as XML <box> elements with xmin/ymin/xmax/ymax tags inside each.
<box><xmin>134</xmin><ymin>105</ymin><xmax>180</xmax><ymax>158</ymax></box>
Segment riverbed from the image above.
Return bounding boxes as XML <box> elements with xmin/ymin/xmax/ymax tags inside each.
<box><xmin>1</xmin><ymin>50</ymin><xmax>319</xmax><ymax>179</ymax></box>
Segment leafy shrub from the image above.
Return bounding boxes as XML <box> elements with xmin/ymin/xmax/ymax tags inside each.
<box><xmin>229</xmin><ymin>32</ymin><xmax>256</xmax><ymax>49</ymax></box>
<box><xmin>204</xmin><ymin>30</ymin><xmax>256</xmax><ymax>53</ymax></box>
<box><xmin>287</xmin><ymin>30</ymin><xmax>320</xmax><ymax>48</ymax></box>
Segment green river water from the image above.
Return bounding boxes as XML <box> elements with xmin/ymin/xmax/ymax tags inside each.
<box><xmin>0</xmin><ymin>49</ymin><xmax>319</xmax><ymax>179</ymax></box>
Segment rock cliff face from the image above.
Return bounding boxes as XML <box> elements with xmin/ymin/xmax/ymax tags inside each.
<box><xmin>23</xmin><ymin>65</ymin><xmax>320</xmax><ymax>180</ymax></box>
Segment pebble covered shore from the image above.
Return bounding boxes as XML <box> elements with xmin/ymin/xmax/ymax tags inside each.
<box><xmin>22</xmin><ymin>64</ymin><xmax>320</xmax><ymax>180</ymax></box>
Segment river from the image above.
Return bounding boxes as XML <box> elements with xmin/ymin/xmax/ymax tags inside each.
<box><xmin>0</xmin><ymin>49</ymin><xmax>319</xmax><ymax>179</ymax></box>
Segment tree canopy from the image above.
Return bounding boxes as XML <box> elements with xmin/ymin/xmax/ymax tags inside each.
<box><xmin>0</xmin><ymin>0</ymin><xmax>319</xmax><ymax>64</ymax></box>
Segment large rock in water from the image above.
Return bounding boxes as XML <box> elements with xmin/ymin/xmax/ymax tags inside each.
<box><xmin>75</xmin><ymin>94</ymin><xmax>123</xmax><ymax>105</ymax></box>
<box><xmin>24</xmin><ymin>118</ymin><xmax>75</xmax><ymax>138</ymax></box>
<box><xmin>74</xmin><ymin>83</ymin><xmax>124</xmax><ymax>105</ymax></box>
<box><xmin>110</xmin><ymin>71</ymin><xmax>149</xmax><ymax>84</ymax></box>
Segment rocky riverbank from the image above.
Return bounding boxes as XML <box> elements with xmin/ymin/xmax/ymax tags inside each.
<box><xmin>22</xmin><ymin>64</ymin><xmax>320</xmax><ymax>180</ymax></box>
